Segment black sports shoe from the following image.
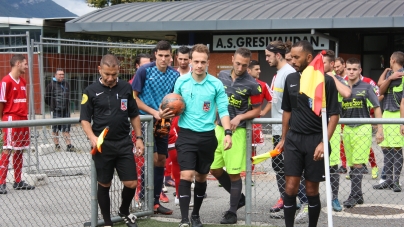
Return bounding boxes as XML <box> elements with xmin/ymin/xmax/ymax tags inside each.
<box><xmin>191</xmin><ymin>214</ymin><xmax>203</xmax><ymax>227</ymax></box>
<box><xmin>373</xmin><ymin>181</ymin><xmax>393</xmax><ymax>190</ymax></box>
<box><xmin>178</xmin><ymin>218</ymin><xmax>190</xmax><ymax>227</ymax></box>
<box><xmin>392</xmin><ymin>182</ymin><xmax>402</xmax><ymax>192</ymax></box>
<box><xmin>220</xmin><ymin>211</ymin><xmax>237</xmax><ymax>224</ymax></box>
<box><xmin>13</xmin><ymin>181</ymin><xmax>35</xmax><ymax>190</ymax></box>
<box><xmin>118</xmin><ymin>212</ymin><xmax>138</xmax><ymax>227</ymax></box>
<box><xmin>0</xmin><ymin>183</ymin><xmax>7</xmax><ymax>194</ymax></box>
<box><xmin>66</xmin><ymin>145</ymin><xmax>78</xmax><ymax>152</ymax></box>
<box><xmin>337</xmin><ymin>166</ymin><xmax>347</xmax><ymax>174</ymax></box>
<box><xmin>343</xmin><ymin>195</ymin><xmax>364</xmax><ymax>208</ymax></box>
<box><xmin>154</xmin><ymin>204</ymin><xmax>173</xmax><ymax>215</ymax></box>
<box><xmin>362</xmin><ymin>164</ymin><xmax>369</xmax><ymax>174</ymax></box>
<box><xmin>237</xmin><ymin>193</ymin><xmax>245</xmax><ymax>210</ymax></box>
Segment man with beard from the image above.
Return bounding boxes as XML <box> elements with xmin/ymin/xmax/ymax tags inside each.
<box><xmin>176</xmin><ymin>46</ymin><xmax>191</xmax><ymax>76</ymax></box>
<box><xmin>0</xmin><ymin>54</ymin><xmax>35</xmax><ymax>194</ymax></box>
<box><xmin>275</xmin><ymin>41</ymin><xmax>340</xmax><ymax>227</ymax></box>
<box><xmin>266</xmin><ymin>41</ymin><xmax>309</xmax><ymax>223</ymax></box>
<box><xmin>210</xmin><ymin>47</ymin><xmax>261</xmax><ymax>224</ymax></box>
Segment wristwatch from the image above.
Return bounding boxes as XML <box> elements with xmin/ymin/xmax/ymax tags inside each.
<box><xmin>224</xmin><ymin>129</ymin><xmax>233</xmax><ymax>136</ymax></box>
<box><xmin>136</xmin><ymin>136</ymin><xmax>144</xmax><ymax>141</ymax></box>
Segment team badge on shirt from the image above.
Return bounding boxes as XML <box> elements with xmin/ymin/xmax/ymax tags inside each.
<box><xmin>121</xmin><ymin>99</ymin><xmax>128</xmax><ymax>111</ymax></box>
<box><xmin>203</xmin><ymin>101</ymin><xmax>211</xmax><ymax>112</ymax></box>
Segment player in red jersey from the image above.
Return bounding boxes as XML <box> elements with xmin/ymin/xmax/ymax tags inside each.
<box><xmin>0</xmin><ymin>54</ymin><xmax>35</xmax><ymax>194</ymax></box>
<box><xmin>247</xmin><ymin>60</ymin><xmax>272</xmax><ymax>179</ymax></box>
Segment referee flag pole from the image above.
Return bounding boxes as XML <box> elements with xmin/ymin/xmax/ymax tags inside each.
<box><xmin>321</xmin><ymin>108</ymin><xmax>334</xmax><ymax>227</ymax></box>
<box><xmin>299</xmin><ymin>50</ymin><xmax>333</xmax><ymax>226</ymax></box>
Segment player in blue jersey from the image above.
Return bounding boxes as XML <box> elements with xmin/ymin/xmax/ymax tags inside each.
<box><xmin>132</xmin><ymin>40</ymin><xmax>180</xmax><ymax>215</ymax></box>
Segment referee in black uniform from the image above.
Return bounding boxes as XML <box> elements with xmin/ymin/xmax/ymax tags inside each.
<box><xmin>275</xmin><ymin>41</ymin><xmax>339</xmax><ymax>227</ymax></box>
<box><xmin>80</xmin><ymin>54</ymin><xmax>144</xmax><ymax>227</ymax></box>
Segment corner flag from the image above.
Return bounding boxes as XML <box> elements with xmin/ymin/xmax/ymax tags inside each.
<box><xmin>299</xmin><ymin>50</ymin><xmax>326</xmax><ymax>116</ymax></box>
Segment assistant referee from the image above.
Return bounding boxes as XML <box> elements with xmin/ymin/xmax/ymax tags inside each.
<box><xmin>275</xmin><ymin>41</ymin><xmax>340</xmax><ymax>227</ymax></box>
<box><xmin>80</xmin><ymin>54</ymin><xmax>144</xmax><ymax>227</ymax></box>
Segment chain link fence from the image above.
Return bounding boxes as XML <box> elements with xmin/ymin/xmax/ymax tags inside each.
<box><xmin>247</xmin><ymin>118</ymin><xmax>404</xmax><ymax>227</ymax></box>
<box><xmin>2</xmin><ymin>36</ymin><xmax>404</xmax><ymax>226</ymax></box>
<box><xmin>0</xmin><ymin>116</ymin><xmax>153</xmax><ymax>227</ymax></box>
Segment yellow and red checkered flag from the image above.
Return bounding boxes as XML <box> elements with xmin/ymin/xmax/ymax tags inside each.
<box><xmin>90</xmin><ymin>126</ymin><xmax>109</xmax><ymax>155</ymax></box>
<box><xmin>300</xmin><ymin>50</ymin><xmax>326</xmax><ymax>116</ymax></box>
<box><xmin>251</xmin><ymin>149</ymin><xmax>282</xmax><ymax>165</ymax></box>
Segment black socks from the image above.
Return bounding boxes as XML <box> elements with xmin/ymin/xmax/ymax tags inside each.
<box><xmin>154</xmin><ymin>166</ymin><xmax>165</xmax><ymax>205</ymax></box>
<box><xmin>179</xmin><ymin>179</ymin><xmax>192</xmax><ymax>221</ymax></box>
<box><xmin>307</xmin><ymin>194</ymin><xmax>321</xmax><ymax>227</ymax></box>
<box><xmin>119</xmin><ymin>186</ymin><xmax>136</xmax><ymax>215</ymax></box>
<box><xmin>283</xmin><ymin>193</ymin><xmax>296</xmax><ymax>227</ymax></box>
<box><xmin>192</xmin><ymin>181</ymin><xmax>207</xmax><ymax>216</ymax></box>
<box><xmin>97</xmin><ymin>184</ymin><xmax>112</xmax><ymax>226</ymax></box>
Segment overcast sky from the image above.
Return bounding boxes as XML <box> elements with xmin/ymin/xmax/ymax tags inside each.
<box><xmin>52</xmin><ymin>0</ymin><xmax>97</xmax><ymax>16</ymax></box>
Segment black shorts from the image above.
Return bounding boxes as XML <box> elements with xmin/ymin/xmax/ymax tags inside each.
<box><xmin>176</xmin><ymin>128</ymin><xmax>218</xmax><ymax>174</ymax></box>
<box><xmin>272</xmin><ymin>135</ymin><xmax>284</xmax><ymax>173</ymax></box>
<box><xmin>142</xmin><ymin>118</ymin><xmax>169</xmax><ymax>157</ymax></box>
<box><xmin>52</xmin><ymin>110</ymin><xmax>71</xmax><ymax>132</ymax></box>
<box><xmin>283</xmin><ymin>130</ymin><xmax>330</xmax><ymax>182</ymax></box>
<box><xmin>92</xmin><ymin>136</ymin><xmax>137</xmax><ymax>184</ymax></box>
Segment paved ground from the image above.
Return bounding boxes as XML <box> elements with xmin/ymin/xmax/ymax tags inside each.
<box><xmin>2</xmin><ymin>124</ymin><xmax>404</xmax><ymax>227</ymax></box>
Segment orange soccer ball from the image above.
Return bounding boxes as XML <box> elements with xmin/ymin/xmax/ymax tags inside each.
<box><xmin>161</xmin><ymin>93</ymin><xmax>186</xmax><ymax>116</ymax></box>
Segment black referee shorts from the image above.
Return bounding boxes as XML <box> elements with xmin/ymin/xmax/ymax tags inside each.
<box><xmin>92</xmin><ymin>136</ymin><xmax>137</xmax><ymax>184</ymax></box>
<box><xmin>284</xmin><ymin>130</ymin><xmax>329</xmax><ymax>182</ymax></box>
<box><xmin>176</xmin><ymin>128</ymin><xmax>218</xmax><ymax>174</ymax></box>
<box><xmin>271</xmin><ymin>135</ymin><xmax>284</xmax><ymax>173</ymax></box>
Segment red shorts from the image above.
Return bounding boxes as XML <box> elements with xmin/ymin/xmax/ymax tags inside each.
<box><xmin>2</xmin><ymin>115</ymin><xmax>30</xmax><ymax>150</ymax></box>
<box><xmin>252</xmin><ymin>124</ymin><xmax>264</xmax><ymax>146</ymax></box>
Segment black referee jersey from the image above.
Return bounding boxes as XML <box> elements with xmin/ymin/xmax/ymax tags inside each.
<box><xmin>282</xmin><ymin>72</ymin><xmax>340</xmax><ymax>134</ymax></box>
<box><xmin>80</xmin><ymin>78</ymin><xmax>139</xmax><ymax>140</ymax></box>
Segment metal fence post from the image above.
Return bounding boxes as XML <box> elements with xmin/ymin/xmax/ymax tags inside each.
<box><xmin>90</xmin><ymin>159</ymin><xmax>98</xmax><ymax>227</ymax></box>
<box><xmin>147</xmin><ymin>118</ymin><xmax>154</xmax><ymax>212</ymax></box>
<box><xmin>245</xmin><ymin>120</ymin><xmax>253</xmax><ymax>225</ymax></box>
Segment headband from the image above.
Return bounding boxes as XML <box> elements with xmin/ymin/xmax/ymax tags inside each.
<box><xmin>266</xmin><ymin>44</ymin><xmax>286</xmax><ymax>55</ymax></box>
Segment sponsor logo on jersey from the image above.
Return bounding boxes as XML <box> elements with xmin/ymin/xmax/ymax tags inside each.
<box><xmin>13</xmin><ymin>99</ymin><xmax>26</xmax><ymax>103</ymax></box>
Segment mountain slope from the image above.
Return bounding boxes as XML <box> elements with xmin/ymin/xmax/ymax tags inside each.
<box><xmin>0</xmin><ymin>0</ymin><xmax>77</xmax><ymax>18</ymax></box>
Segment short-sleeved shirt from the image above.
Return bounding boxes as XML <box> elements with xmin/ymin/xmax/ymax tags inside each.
<box><xmin>270</xmin><ymin>63</ymin><xmax>296</xmax><ymax>135</ymax></box>
<box><xmin>132</xmin><ymin>62</ymin><xmax>179</xmax><ymax>114</ymax></box>
<box><xmin>174</xmin><ymin>72</ymin><xmax>229</xmax><ymax>132</ymax></box>
<box><xmin>0</xmin><ymin>74</ymin><xmax>28</xmax><ymax>117</ymax></box>
<box><xmin>256</xmin><ymin>79</ymin><xmax>272</xmax><ymax>104</ymax></box>
<box><xmin>341</xmin><ymin>80</ymin><xmax>380</xmax><ymax>127</ymax></box>
<box><xmin>217</xmin><ymin>70</ymin><xmax>262</xmax><ymax>128</ymax></box>
<box><xmin>80</xmin><ymin>78</ymin><xmax>139</xmax><ymax>140</ymax></box>
<box><xmin>383</xmin><ymin>68</ymin><xmax>404</xmax><ymax>111</ymax></box>
<box><xmin>282</xmin><ymin>72</ymin><xmax>340</xmax><ymax>134</ymax></box>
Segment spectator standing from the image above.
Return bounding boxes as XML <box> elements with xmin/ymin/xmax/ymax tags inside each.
<box><xmin>45</xmin><ymin>69</ymin><xmax>77</xmax><ymax>152</ymax></box>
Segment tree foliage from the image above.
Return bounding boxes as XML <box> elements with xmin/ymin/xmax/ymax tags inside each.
<box><xmin>86</xmin><ymin>0</ymin><xmax>180</xmax><ymax>8</ymax></box>
<box><xmin>107</xmin><ymin>38</ymin><xmax>158</xmax><ymax>74</ymax></box>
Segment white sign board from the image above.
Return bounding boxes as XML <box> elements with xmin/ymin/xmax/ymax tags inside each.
<box><xmin>213</xmin><ymin>34</ymin><xmax>329</xmax><ymax>51</ymax></box>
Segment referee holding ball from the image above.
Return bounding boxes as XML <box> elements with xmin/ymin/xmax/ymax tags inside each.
<box><xmin>174</xmin><ymin>44</ymin><xmax>232</xmax><ymax>227</ymax></box>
